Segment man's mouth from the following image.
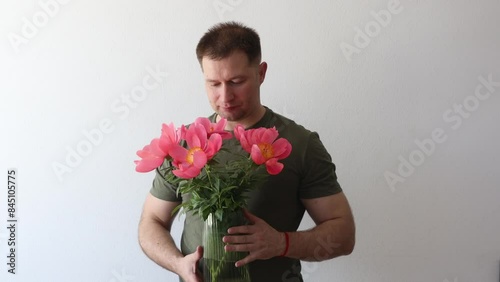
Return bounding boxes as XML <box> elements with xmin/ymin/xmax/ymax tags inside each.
<box><xmin>222</xmin><ymin>105</ymin><xmax>239</xmax><ymax>110</ymax></box>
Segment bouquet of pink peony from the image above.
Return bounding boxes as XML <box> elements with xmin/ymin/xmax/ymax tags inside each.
<box><xmin>134</xmin><ymin>117</ymin><xmax>292</xmax><ymax>219</ymax></box>
<box><xmin>134</xmin><ymin>117</ymin><xmax>292</xmax><ymax>281</ymax></box>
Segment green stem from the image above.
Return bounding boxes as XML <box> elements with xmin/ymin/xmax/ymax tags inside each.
<box><xmin>205</xmin><ymin>212</ymin><xmax>249</xmax><ymax>281</ymax></box>
<box><xmin>238</xmin><ymin>162</ymin><xmax>252</xmax><ymax>187</ymax></box>
<box><xmin>205</xmin><ymin>165</ymin><xmax>213</xmax><ymax>186</ymax></box>
<box><xmin>207</xmin><ymin>216</ymin><xmax>230</xmax><ymax>281</ymax></box>
<box><xmin>205</xmin><ymin>166</ymin><xmax>221</xmax><ymax>212</ymax></box>
<box><xmin>211</xmin><ymin>238</ymin><xmax>229</xmax><ymax>281</ymax></box>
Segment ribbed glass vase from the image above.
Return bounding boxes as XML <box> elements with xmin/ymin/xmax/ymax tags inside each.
<box><xmin>202</xmin><ymin>210</ymin><xmax>251</xmax><ymax>282</ymax></box>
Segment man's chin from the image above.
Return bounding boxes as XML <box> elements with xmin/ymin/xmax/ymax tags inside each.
<box><xmin>217</xmin><ymin>112</ymin><xmax>242</xmax><ymax>122</ymax></box>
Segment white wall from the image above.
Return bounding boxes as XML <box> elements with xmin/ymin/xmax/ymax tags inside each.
<box><xmin>1</xmin><ymin>1</ymin><xmax>499</xmax><ymax>281</ymax></box>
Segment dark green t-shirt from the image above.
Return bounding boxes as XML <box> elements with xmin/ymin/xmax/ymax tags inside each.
<box><xmin>150</xmin><ymin>107</ymin><xmax>342</xmax><ymax>281</ymax></box>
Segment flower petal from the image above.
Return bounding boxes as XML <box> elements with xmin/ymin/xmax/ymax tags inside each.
<box><xmin>194</xmin><ymin>117</ymin><xmax>211</xmax><ymax>135</ymax></box>
<box><xmin>234</xmin><ymin>124</ymin><xmax>252</xmax><ymax>153</ymax></box>
<box><xmin>161</xmin><ymin>123</ymin><xmax>179</xmax><ymax>144</ymax></box>
<box><xmin>260</xmin><ymin>127</ymin><xmax>279</xmax><ymax>144</ymax></box>
<box><xmin>134</xmin><ymin>157</ymin><xmax>164</xmax><ymax>172</ymax></box>
<box><xmin>265</xmin><ymin>158</ymin><xmax>284</xmax><ymax>175</ymax></box>
<box><xmin>205</xmin><ymin>133</ymin><xmax>222</xmax><ymax>159</ymax></box>
<box><xmin>136</xmin><ymin>147</ymin><xmax>154</xmax><ymax>159</ymax></box>
<box><xmin>234</xmin><ymin>124</ymin><xmax>244</xmax><ymax>140</ymax></box>
<box><xmin>172</xmin><ymin>166</ymin><xmax>201</xmax><ymax>179</ymax></box>
<box><xmin>169</xmin><ymin>144</ymin><xmax>188</xmax><ymax>162</ymax></box>
<box><xmin>272</xmin><ymin>138</ymin><xmax>292</xmax><ymax>160</ymax></box>
<box><xmin>216</xmin><ymin>131</ymin><xmax>233</xmax><ymax>140</ymax></box>
<box><xmin>214</xmin><ymin>118</ymin><xmax>227</xmax><ymax>131</ymax></box>
<box><xmin>250</xmin><ymin>144</ymin><xmax>266</xmax><ymax>165</ymax></box>
<box><xmin>195</xmin><ymin>117</ymin><xmax>211</xmax><ymax>127</ymax></box>
<box><xmin>149</xmin><ymin>138</ymin><xmax>168</xmax><ymax>157</ymax></box>
<box><xmin>192</xmin><ymin>150</ymin><xmax>208</xmax><ymax>169</ymax></box>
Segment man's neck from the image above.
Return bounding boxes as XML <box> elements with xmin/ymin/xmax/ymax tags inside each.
<box><xmin>220</xmin><ymin>105</ymin><xmax>267</xmax><ymax>131</ymax></box>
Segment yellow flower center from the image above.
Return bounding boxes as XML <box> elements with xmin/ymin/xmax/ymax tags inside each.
<box><xmin>187</xmin><ymin>147</ymin><xmax>202</xmax><ymax>164</ymax></box>
<box><xmin>258</xmin><ymin>143</ymin><xmax>274</xmax><ymax>159</ymax></box>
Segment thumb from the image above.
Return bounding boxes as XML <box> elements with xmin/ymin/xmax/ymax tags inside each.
<box><xmin>194</xmin><ymin>246</ymin><xmax>204</xmax><ymax>260</ymax></box>
<box><xmin>189</xmin><ymin>246</ymin><xmax>204</xmax><ymax>277</ymax></box>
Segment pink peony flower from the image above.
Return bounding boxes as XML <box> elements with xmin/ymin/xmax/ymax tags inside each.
<box><xmin>234</xmin><ymin>125</ymin><xmax>292</xmax><ymax>175</ymax></box>
<box><xmin>159</xmin><ymin>122</ymin><xmax>182</xmax><ymax>151</ymax></box>
<box><xmin>194</xmin><ymin>117</ymin><xmax>233</xmax><ymax>140</ymax></box>
<box><xmin>169</xmin><ymin>123</ymin><xmax>223</xmax><ymax>178</ymax></box>
<box><xmin>134</xmin><ymin>138</ymin><xmax>167</xmax><ymax>172</ymax></box>
<box><xmin>134</xmin><ymin>122</ymin><xmax>182</xmax><ymax>173</ymax></box>
<box><xmin>233</xmin><ymin>124</ymin><xmax>252</xmax><ymax>152</ymax></box>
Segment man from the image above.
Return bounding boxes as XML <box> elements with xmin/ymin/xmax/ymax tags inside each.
<box><xmin>138</xmin><ymin>22</ymin><xmax>355</xmax><ymax>282</ymax></box>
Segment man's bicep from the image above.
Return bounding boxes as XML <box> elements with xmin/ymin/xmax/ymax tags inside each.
<box><xmin>141</xmin><ymin>193</ymin><xmax>181</xmax><ymax>230</ymax></box>
<box><xmin>301</xmin><ymin>192</ymin><xmax>354</xmax><ymax>226</ymax></box>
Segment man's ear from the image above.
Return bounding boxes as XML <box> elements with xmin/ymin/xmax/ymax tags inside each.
<box><xmin>258</xmin><ymin>62</ymin><xmax>268</xmax><ymax>84</ymax></box>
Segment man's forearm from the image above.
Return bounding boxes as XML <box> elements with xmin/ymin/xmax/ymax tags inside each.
<box><xmin>286</xmin><ymin>218</ymin><xmax>355</xmax><ymax>261</ymax></box>
<box><xmin>138</xmin><ymin>217</ymin><xmax>184</xmax><ymax>273</ymax></box>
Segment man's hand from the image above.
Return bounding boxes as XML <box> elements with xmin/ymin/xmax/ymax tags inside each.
<box><xmin>178</xmin><ymin>246</ymin><xmax>204</xmax><ymax>282</ymax></box>
<box><xmin>223</xmin><ymin>209</ymin><xmax>285</xmax><ymax>267</ymax></box>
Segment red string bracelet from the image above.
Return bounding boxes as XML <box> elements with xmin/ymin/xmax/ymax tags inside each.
<box><xmin>280</xmin><ymin>232</ymin><xmax>289</xmax><ymax>257</ymax></box>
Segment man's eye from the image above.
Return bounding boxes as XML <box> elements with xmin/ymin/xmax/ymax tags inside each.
<box><xmin>230</xmin><ymin>80</ymin><xmax>243</xmax><ymax>85</ymax></box>
<box><xmin>210</xmin><ymin>82</ymin><xmax>220</xmax><ymax>87</ymax></box>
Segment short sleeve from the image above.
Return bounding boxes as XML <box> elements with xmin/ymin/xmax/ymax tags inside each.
<box><xmin>299</xmin><ymin>132</ymin><xmax>342</xmax><ymax>199</ymax></box>
<box><xmin>149</xmin><ymin>161</ymin><xmax>182</xmax><ymax>202</ymax></box>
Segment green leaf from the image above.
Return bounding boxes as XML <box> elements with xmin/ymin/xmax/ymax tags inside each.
<box><xmin>215</xmin><ymin>209</ymin><xmax>223</xmax><ymax>222</ymax></box>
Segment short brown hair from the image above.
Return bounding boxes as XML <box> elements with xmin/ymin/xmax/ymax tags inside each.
<box><xmin>196</xmin><ymin>22</ymin><xmax>262</xmax><ymax>66</ymax></box>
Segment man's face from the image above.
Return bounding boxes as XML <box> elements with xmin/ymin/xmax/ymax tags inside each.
<box><xmin>201</xmin><ymin>51</ymin><xmax>267</xmax><ymax>126</ymax></box>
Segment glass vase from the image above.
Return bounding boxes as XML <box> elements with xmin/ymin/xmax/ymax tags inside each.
<box><xmin>202</xmin><ymin>210</ymin><xmax>251</xmax><ymax>282</ymax></box>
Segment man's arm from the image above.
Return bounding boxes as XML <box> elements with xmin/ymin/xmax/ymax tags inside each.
<box><xmin>138</xmin><ymin>193</ymin><xmax>203</xmax><ymax>282</ymax></box>
<box><xmin>224</xmin><ymin>192</ymin><xmax>355</xmax><ymax>266</ymax></box>
<box><xmin>289</xmin><ymin>191</ymin><xmax>355</xmax><ymax>261</ymax></box>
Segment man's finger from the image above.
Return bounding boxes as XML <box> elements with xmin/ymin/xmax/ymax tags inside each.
<box><xmin>225</xmin><ymin>243</ymin><xmax>253</xmax><ymax>252</ymax></box>
<box><xmin>223</xmin><ymin>232</ymin><xmax>257</xmax><ymax>244</ymax></box>
<box><xmin>227</xmin><ymin>224</ymin><xmax>253</xmax><ymax>234</ymax></box>
<box><xmin>235</xmin><ymin>253</ymin><xmax>258</xmax><ymax>267</ymax></box>
<box><xmin>242</xmin><ymin>208</ymin><xmax>260</xmax><ymax>223</ymax></box>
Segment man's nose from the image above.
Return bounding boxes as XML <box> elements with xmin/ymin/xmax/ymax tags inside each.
<box><xmin>220</xmin><ymin>84</ymin><xmax>234</xmax><ymax>102</ymax></box>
